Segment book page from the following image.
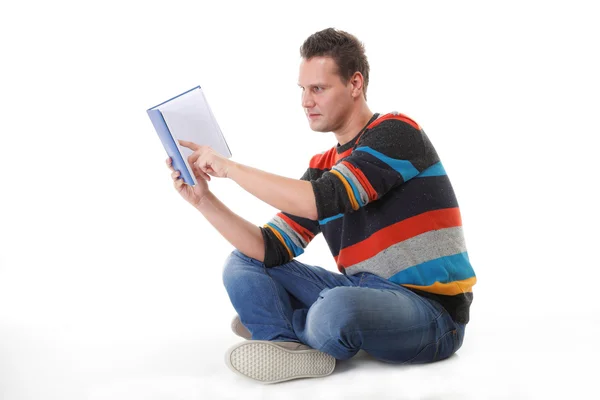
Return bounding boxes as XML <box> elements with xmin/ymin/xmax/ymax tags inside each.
<box><xmin>159</xmin><ymin>88</ymin><xmax>231</xmax><ymax>161</ymax></box>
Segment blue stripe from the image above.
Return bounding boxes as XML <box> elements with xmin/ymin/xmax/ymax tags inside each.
<box><xmin>267</xmin><ymin>223</ymin><xmax>304</xmax><ymax>257</ymax></box>
<box><xmin>417</xmin><ymin>162</ymin><xmax>447</xmax><ymax>178</ymax></box>
<box><xmin>332</xmin><ymin>166</ymin><xmax>364</xmax><ymax>207</ymax></box>
<box><xmin>318</xmin><ymin>213</ymin><xmax>344</xmax><ymax>225</ymax></box>
<box><xmin>354</xmin><ymin>146</ymin><xmax>419</xmax><ymax>182</ymax></box>
<box><xmin>388</xmin><ymin>252</ymin><xmax>475</xmax><ymax>286</ymax></box>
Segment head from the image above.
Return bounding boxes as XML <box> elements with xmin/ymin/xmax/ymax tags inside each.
<box><xmin>298</xmin><ymin>28</ymin><xmax>370</xmax><ymax>132</ymax></box>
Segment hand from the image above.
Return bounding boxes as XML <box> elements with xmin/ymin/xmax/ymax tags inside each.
<box><xmin>166</xmin><ymin>156</ymin><xmax>211</xmax><ymax>207</ymax></box>
<box><xmin>178</xmin><ymin>140</ymin><xmax>235</xmax><ymax>178</ymax></box>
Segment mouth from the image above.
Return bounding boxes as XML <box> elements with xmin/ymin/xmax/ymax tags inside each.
<box><xmin>307</xmin><ymin>113</ymin><xmax>321</xmax><ymax>120</ymax></box>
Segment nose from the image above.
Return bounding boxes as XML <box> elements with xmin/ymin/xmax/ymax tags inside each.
<box><xmin>301</xmin><ymin>90</ymin><xmax>315</xmax><ymax>109</ymax></box>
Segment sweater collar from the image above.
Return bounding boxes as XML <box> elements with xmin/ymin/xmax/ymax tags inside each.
<box><xmin>335</xmin><ymin>113</ymin><xmax>380</xmax><ymax>154</ymax></box>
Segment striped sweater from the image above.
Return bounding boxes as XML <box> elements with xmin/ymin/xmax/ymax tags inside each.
<box><xmin>260</xmin><ymin>112</ymin><xmax>476</xmax><ymax>324</ymax></box>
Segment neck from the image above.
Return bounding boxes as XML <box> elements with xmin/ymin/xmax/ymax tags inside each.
<box><xmin>333</xmin><ymin>104</ymin><xmax>375</xmax><ymax>146</ymax></box>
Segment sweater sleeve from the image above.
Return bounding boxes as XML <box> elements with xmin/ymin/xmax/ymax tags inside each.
<box><xmin>310</xmin><ymin>116</ymin><xmax>440</xmax><ymax>220</ymax></box>
<box><xmin>259</xmin><ymin>169</ymin><xmax>322</xmax><ymax>268</ymax></box>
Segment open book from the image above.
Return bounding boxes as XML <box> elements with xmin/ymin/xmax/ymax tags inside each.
<box><xmin>147</xmin><ymin>86</ymin><xmax>232</xmax><ymax>186</ymax></box>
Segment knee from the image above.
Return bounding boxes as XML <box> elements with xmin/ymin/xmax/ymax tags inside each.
<box><xmin>222</xmin><ymin>250</ymin><xmax>244</xmax><ymax>286</ymax></box>
<box><xmin>305</xmin><ymin>287</ymin><xmax>361</xmax><ymax>340</ymax></box>
<box><xmin>222</xmin><ymin>250</ymin><xmax>264</xmax><ymax>288</ymax></box>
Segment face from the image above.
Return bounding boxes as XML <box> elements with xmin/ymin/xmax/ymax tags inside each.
<box><xmin>298</xmin><ymin>56</ymin><xmax>355</xmax><ymax>132</ymax></box>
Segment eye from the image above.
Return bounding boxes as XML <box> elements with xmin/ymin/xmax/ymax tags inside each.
<box><xmin>313</xmin><ymin>86</ymin><xmax>323</xmax><ymax>93</ymax></box>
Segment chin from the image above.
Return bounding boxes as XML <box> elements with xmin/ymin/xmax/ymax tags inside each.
<box><xmin>308</xmin><ymin>120</ymin><xmax>330</xmax><ymax>133</ymax></box>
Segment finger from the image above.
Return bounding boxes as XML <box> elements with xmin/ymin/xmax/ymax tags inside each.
<box><xmin>171</xmin><ymin>170</ymin><xmax>180</xmax><ymax>180</ymax></box>
<box><xmin>195</xmin><ymin>154</ymin><xmax>212</xmax><ymax>173</ymax></box>
<box><xmin>187</xmin><ymin>147</ymin><xmax>206</xmax><ymax>166</ymax></box>
<box><xmin>188</xmin><ymin>153</ymin><xmax>200</xmax><ymax>167</ymax></box>
<box><xmin>174</xmin><ymin>177</ymin><xmax>184</xmax><ymax>191</ymax></box>
<box><xmin>195</xmin><ymin>163</ymin><xmax>210</xmax><ymax>179</ymax></box>
<box><xmin>166</xmin><ymin>157</ymin><xmax>175</xmax><ymax>172</ymax></box>
<box><xmin>178</xmin><ymin>140</ymin><xmax>200</xmax><ymax>151</ymax></box>
<box><xmin>192</xmin><ymin>163</ymin><xmax>211</xmax><ymax>181</ymax></box>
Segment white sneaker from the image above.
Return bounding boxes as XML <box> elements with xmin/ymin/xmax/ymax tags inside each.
<box><xmin>225</xmin><ymin>340</ymin><xmax>336</xmax><ymax>384</ymax></box>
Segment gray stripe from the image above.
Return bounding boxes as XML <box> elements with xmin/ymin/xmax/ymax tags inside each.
<box><xmin>344</xmin><ymin>226</ymin><xmax>467</xmax><ymax>278</ymax></box>
<box><xmin>332</xmin><ymin>163</ymin><xmax>369</xmax><ymax>206</ymax></box>
<box><xmin>269</xmin><ymin>215</ymin><xmax>308</xmax><ymax>249</ymax></box>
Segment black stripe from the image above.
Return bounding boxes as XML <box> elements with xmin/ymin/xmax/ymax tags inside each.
<box><xmin>307</xmin><ymin>167</ymin><xmax>328</xmax><ymax>178</ymax></box>
<box><xmin>261</xmin><ymin>226</ymin><xmax>292</xmax><ymax>268</ymax></box>
<box><xmin>357</xmin><ymin>120</ymin><xmax>440</xmax><ymax>171</ymax></box>
<box><xmin>311</xmin><ymin>171</ymin><xmax>357</xmax><ymax>220</ymax></box>
<box><xmin>311</xmin><ymin>151</ymin><xmax>420</xmax><ymax>220</ymax></box>
<box><xmin>346</xmin><ymin>150</ymin><xmax>409</xmax><ymax>184</ymax></box>
<box><xmin>408</xmin><ymin>289</ymin><xmax>473</xmax><ymax>324</ymax></box>
<box><xmin>322</xmin><ymin>175</ymin><xmax>459</xmax><ymax>255</ymax></box>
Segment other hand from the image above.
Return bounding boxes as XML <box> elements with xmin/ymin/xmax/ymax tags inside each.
<box><xmin>166</xmin><ymin>156</ymin><xmax>211</xmax><ymax>207</ymax></box>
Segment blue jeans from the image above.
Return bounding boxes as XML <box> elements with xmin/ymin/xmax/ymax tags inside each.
<box><xmin>222</xmin><ymin>249</ymin><xmax>465</xmax><ymax>363</ymax></box>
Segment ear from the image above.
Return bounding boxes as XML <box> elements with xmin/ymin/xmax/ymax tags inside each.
<box><xmin>349</xmin><ymin>72</ymin><xmax>365</xmax><ymax>99</ymax></box>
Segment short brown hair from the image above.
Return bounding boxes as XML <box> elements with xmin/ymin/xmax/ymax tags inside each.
<box><xmin>300</xmin><ymin>28</ymin><xmax>370</xmax><ymax>100</ymax></box>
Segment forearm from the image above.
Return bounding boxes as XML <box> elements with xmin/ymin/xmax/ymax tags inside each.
<box><xmin>194</xmin><ymin>192</ymin><xmax>265</xmax><ymax>261</ymax></box>
<box><xmin>227</xmin><ymin>163</ymin><xmax>318</xmax><ymax>220</ymax></box>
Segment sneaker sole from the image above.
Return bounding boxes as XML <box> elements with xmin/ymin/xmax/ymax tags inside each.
<box><xmin>225</xmin><ymin>341</ymin><xmax>336</xmax><ymax>384</ymax></box>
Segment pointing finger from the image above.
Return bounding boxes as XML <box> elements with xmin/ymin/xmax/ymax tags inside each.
<box><xmin>178</xmin><ymin>140</ymin><xmax>200</xmax><ymax>151</ymax></box>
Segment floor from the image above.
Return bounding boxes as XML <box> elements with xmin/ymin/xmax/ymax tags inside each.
<box><xmin>1</xmin><ymin>257</ymin><xmax>596</xmax><ymax>400</ymax></box>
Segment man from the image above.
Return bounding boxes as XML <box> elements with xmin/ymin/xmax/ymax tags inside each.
<box><xmin>166</xmin><ymin>28</ymin><xmax>476</xmax><ymax>384</ymax></box>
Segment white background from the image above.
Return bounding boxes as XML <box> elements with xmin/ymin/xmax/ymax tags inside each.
<box><xmin>1</xmin><ymin>0</ymin><xmax>598</xmax><ymax>399</ymax></box>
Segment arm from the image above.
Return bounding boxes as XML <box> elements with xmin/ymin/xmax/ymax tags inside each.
<box><xmin>167</xmin><ymin>154</ymin><xmax>266</xmax><ymax>261</ymax></box>
<box><xmin>174</xmin><ymin>142</ymin><xmax>319</xmax><ymax>262</ymax></box>
<box><xmin>194</xmin><ymin>170</ymin><xmax>322</xmax><ymax>267</ymax></box>
<box><xmin>227</xmin><ymin>164</ymin><xmax>318</xmax><ymax>221</ymax></box>
<box><xmin>259</xmin><ymin>169</ymin><xmax>322</xmax><ymax>267</ymax></box>
<box><xmin>179</xmin><ymin>140</ymin><xmax>317</xmax><ymax>219</ymax></box>
<box><xmin>178</xmin><ymin>139</ymin><xmax>318</xmax><ymax>220</ymax></box>
<box><xmin>311</xmin><ymin>116</ymin><xmax>440</xmax><ymax>219</ymax></box>
<box><xmin>194</xmin><ymin>192</ymin><xmax>266</xmax><ymax>262</ymax></box>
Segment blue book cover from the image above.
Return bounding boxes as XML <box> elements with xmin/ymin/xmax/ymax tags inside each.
<box><xmin>147</xmin><ymin>86</ymin><xmax>232</xmax><ymax>186</ymax></box>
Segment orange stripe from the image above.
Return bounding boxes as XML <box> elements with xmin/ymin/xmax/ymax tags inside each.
<box><xmin>334</xmin><ymin>208</ymin><xmax>463</xmax><ymax>268</ymax></box>
<box><xmin>402</xmin><ymin>276</ymin><xmax>477</xmax><ymax>296</ymax></box>
<box><xmin>278</xmin><ymin>213</ymin><xmax>315</xmax><ymax>243</ymax></box>
<box><xmin>335</xmin><ymin>147</ymin><xmax>353</xmax><ymax>163</ymax></box>
<box><xmin>309</xmin><ymin>148</ymin><xmax>337</xmax><ymax>170</ymax></box>
<box><xmin>330</xmin><ymin>170</ymin><xmax>359</xmax><ymax>210</ymax></box>
<box><xmin>264</xmin><ymin>225</ymin><xmax>293</xmax><ymax>259</ymax></box>
<box><xmin>340</xmin><ymin>161</ymin><xmax>378</xmax><ymax>202</ymax></box>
